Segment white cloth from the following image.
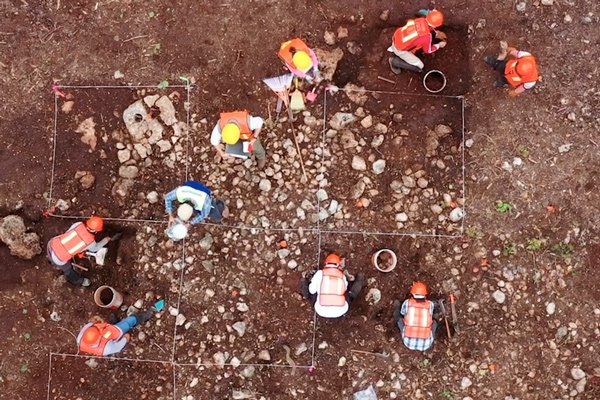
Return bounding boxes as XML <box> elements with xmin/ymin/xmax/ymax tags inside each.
<box><xmin>210</xmin><ymin>116</ymin><xmax>264</xmax><ymax>146</ymax></box>
<box><xmin>308</xmin><ymin>270</ymin><xmax>349</xmax><ymax>318</ymax></box>
<box><xmin>49</xmin><ymin>222</ymin><xmax>103</xmax><ymax>265</ymax></box>
<box><xmin>387</xmin><ymin>46</ymin><xmax>424</xmax><ymax>70</ymax></box>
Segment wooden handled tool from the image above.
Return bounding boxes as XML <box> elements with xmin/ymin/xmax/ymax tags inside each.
<box><xmin>449</xmin><ymin>294</ymin><xmax>460</xmax><ymax>335</ymax></box>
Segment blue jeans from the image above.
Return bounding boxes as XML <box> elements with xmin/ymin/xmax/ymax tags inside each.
<box><xmin>115</xmin><ymin>316</ymin><xmax>139</xmax><ymax>335</ymax></box>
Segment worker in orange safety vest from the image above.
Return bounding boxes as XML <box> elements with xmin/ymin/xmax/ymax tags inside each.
<box><xmin>77</xmin><ymin>300</ymin><xmax>165</xmax><ymax>356</ymax></box>
<box><xmin>211</xmin><ymin>110</ymin><xmax>266</xmax><ymax>168</ymax></box>
<box><xmin>278</xmin><ymin>38</ymin><xmax>322</xmax><ymax>84</ymax></box>
<box><xmin>300</xmin><ymin>253</ymin><xmax>364</xmax><ymax>318</ymax></box>
<box><xmin>387</xmin><ymin>9</ymin><xmax>447</xmax><ymax>74</ymax></box>
<box><xmin>484</xmin><ymin>41</ymin><xmax>539</xmax><ymax>96</ymax></box>
<box><xmin>393</xmin><ymin>281</ymin><xmax>438</xmax><ymax>351</ymax></box>
<box><xmin>387</xmin><ymin>10</ymin><xmax>446</xmax><ymax>75</ymax></box>
<box><xmin>47</xmin><ymin>216</ymin><xmax>108</xmax><ymax>287</ymax></box>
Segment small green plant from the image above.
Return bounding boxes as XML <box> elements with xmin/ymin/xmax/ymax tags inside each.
<box><xmin>495</xmin><ymin>200</ymin><xmax>512</xmax><ymax>213</ymax></box>
<box><xmin>465</xmin><ymin>226</ymin><xmax>479</xmax><ymax>238</ymax></box>
<box><xmin>152</xmin><ymin>43</ymin><xmax>161</xmax><ymax>55</ymax></box>
<box><xmin>419</xmin><ymin>358</ymin><xmax>431</xmax><ymax>369</ymax></box>
<box><xmin>502</xmin><ymin>241</ymin><xmax>517</xmax><ymax>256</ymax></box>
<box><xmin>20</xmin><ymin>364</ymin><xmax>28</xmax><ymax>373</ymax></box>
<box><xmin>22</xmin><ymin>332</ymin><xmax>31</xmax><ymax>341</ymax></box>
<box><xmin>516</xmin><ymin>144</ymin><xmax>530</xmax><ymax>158</ymax></box>
<box><xmin>157</xmin><ymin>80</ymin><xmax>169</xmax><ymax>90</ymax></box>
<box><xmin>526</xmin><ymin>238</ymin><xmax>543</xmax><ymax>251</ymax></box>
<box><xmin>439</xmin><ymin>390</ymin><xmax>455</xmax><ymax>399</ymax></box>
<box><xmin>552</xmin><ymin>241</ymin><xmax>574</xmax><ymax>257</ymax></box>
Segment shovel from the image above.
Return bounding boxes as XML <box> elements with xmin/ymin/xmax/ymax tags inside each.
<box><xmin>438</xmin><ymin>299</ymin><xmax>452</xmax><ymax>340</ymax></box>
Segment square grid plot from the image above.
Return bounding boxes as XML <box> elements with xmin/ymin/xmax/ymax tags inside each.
<box><xmin>47</xmin><ymin>86</ymin><xmax>466</xmax><ymax>399</ymax></box>
<box><xmin>49</xmin><ymin>85</ymin><xmax>191</xmax><ymax>221</ymax></box>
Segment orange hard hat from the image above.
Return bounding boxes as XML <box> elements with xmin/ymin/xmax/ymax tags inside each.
<box><xmin>82</xmin><ymin>325</ymin><xmax>101</xmax><ymax>345</ymax></box>
<box><xmin>426</xmin><ymin>10</ymin><xmax>444</xmax><ymax>28</ymax></box>
<box><xmin>86</xmin><ymin>216</ymin><xmax>104</xmax><ymax>232</ymax></box>
<box><xmin>324</xmin><ymin>253</ymin><xmax>341</xmax><ymax>267</ymax></box>
<box><xmin>516</xmin><ymin>59</ymin><xmax>535</xmax><ymax>76</ymax></box>
<box><xmin>410</xmin><ymin>281</ymin><xmax>428</xmax><ymax>298</ymax></box>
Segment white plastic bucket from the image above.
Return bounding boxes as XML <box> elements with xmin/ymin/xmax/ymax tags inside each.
<box><xmin>423</xmin><ymin>70</ymin><xmax>447</xmax><ymax>93</ymax></box>
<box><xmin>165</xmin><ymin>221</ymin><xmax>188</xmax><ymax>241</ymax></box>
<box><xmin>94</xmin><ymin>285</ymin><xmax>124</xmax><ymax>309</ymax></box>
<box><xmin>372</xmin><ymin>249</ymin><xmax>397</xmax><ymax>273</ymax></box>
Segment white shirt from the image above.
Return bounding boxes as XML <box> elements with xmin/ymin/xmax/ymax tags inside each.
<box><xmin>49</xmin><ymin>222</ymin><xmax>103</xmax><ymax>265</ymax></box>
<box><xmin>210</xmin><ymin>116</ymin><xmax>264</xmax><ymax>146</ymax></box>
<box><xmin>309</xmin><ymin>270</ymin><xmax>349</xmax><ymax>318</ymax></box>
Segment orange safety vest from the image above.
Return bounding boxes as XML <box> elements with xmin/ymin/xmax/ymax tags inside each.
<box><xmin>504</xmin><ymin>55</ymin><xmax>539</xmax><ymax>87</ymax></box>
<box><xmin>318</xmin><ymin>267</ymin><xmax>346</xmax><ymax>307</ymax></box>
<box><xmin>219</xmin><ymin>111</ymin><xmax>253</xmax><ymax>141</ymax></box>
<box><xmin>403</xmin><ymin>299</ymin><xmax>433</xmax><ymax>339</ymax></box>
<box><xmin>78</xmin><ymin>323</ymin><xmax>122</xmax><ymax>356</ymax></box>
<box><xmin>49</xmin><ymin>223</ymin><xmax>95</xmax><ymax>263</ymax></box>
<box><xmin>278</xmin><ymin>38</ymin><xmax>312</xmax><ymax>70</ymax></box>
<box><xmin>392</xmin><ymin>17</ymin><xmax>431</xmax><ymax>53</ymax></box>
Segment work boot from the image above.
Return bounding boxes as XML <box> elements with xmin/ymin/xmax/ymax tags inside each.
<box><xmin>134</xmin><ymin>309</ymin><xmax>155</xmax><ymax>324</ymax></box>
<box><xmin>108</xmin><ymin>313</ymin><xmax>118</xmax><ymax>324</ymax></box>
<box><xmin>257</xmin><ymin>158</ymin><xmax>266</xmax><ymax>169</ymax></box>
<box><xmin>299</xmin><ymin>278</ymin><xmax>311</xmax><ymax>300</ymax></box>
<box><xmin>392</xmin><ymin>300</ymin><xmax>402</xmax><ymax>323</ymax></box>
<box><xmin>388</xmin><ymin>57</ymin><xmax>403</xmax><ymax>75</ymax></box>
<box><xmin>348</xmin><ymin>273</ymin><xmax>365</xmax><ymax>300</ymax></box>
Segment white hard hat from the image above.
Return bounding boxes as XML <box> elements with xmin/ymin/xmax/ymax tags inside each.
<box><xmin>166</xmin><ymin>222</ymin><xmax>188</xmax><ymax>241</ymax></box>
<box><xmin>177</xmin><ymin>203</ymin><xmax>194</xmax><ymax>221</ymax></box>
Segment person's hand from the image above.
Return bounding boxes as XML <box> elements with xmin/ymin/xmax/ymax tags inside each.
<box><xmin>506</xmin><ymin>47</ymin><xmax>517</xmax><ymax>54</ymax></box>
<box><xmin>437</xmin><ymin>41</ymin><xmax>447</xmax><ymax>49</ymax></box>
<box><xmin>168</xmin><ymin>214</ymin><xmax>175</xmax><ymax>225</ymax></box>
<box><xmin>508</xmin><ymin>90</ymin><xmax>519</xmax><ymax>97</ymax></box>
<box><xmin>500</xmin><ymin>40</ymin><xmax>508</xmax><ymax>51</ymax></box>
<box><xmin>436</xmin><ymin>31</ymin><xmax>447</xmax><ymax>40</ymax></box>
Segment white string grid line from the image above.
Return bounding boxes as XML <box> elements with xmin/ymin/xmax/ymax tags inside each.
<box><xmin>45</xmin><ymin>85</ymin><xmax>467</xmax><ymax>399</ymax></box>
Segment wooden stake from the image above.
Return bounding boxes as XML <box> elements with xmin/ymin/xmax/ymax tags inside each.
<box><xmin>287</xmin><ymin>107</ymin><xmax>308</xmax><ymax>182</ymax></box>
<box><xmin>377</xmin><ymin>75</ymin><xmax>395</xmax><ymax>84</ymax></box>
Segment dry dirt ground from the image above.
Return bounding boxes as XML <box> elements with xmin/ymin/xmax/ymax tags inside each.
<box><xmin>1</xmin><ymin>1</ymin><xmax>600</xmax><ymax>399</ymax></box>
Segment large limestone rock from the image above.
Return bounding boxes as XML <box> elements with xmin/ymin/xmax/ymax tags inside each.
<box><xmin>0</xmin><ymin>215</ymin><xmax>41</xmax><ymax>260</ymax></box>
<box><xmin>314</xmin><ymin>47</ymin><xmax>344</xmax><ymax>81</ymax></box>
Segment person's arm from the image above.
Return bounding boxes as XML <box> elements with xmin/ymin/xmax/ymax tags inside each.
<box><xmin>400</xmin><ymin>300</ymin><xmax>409</xmax><ymax>316</ymax></box>
<box><xmin>423</xmin><ymin>34</ymin><xmax>445</xmax><ymax>54</ymax></box>
<box><xmin>189</xmin><ymin>212</ymin><xmax>203</xmax><ymax>225</ymax></box>
<box><xmin>211</xmin><ymin>123</ymin><xmax>231</xmax><ymax>159</ymax></box>
<box><xmin>164</xmin><ymin>189</ymin><xmax>178</xmax><ymax>222</ymax></box>
<box><xmin>308</xmin><ymin>271</ymin><xmax>322</xmax><ymax>294</ymax></box>
<box><xmin>103</xmin><ymin>337</ymin><xmax>129</xmax><ymax>356</ymax></box>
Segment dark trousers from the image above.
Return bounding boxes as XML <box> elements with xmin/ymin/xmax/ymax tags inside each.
<box><xmin>47</xmin><ymin>244</ymin><xmax>84</xmax><ymax>285</ymax></box>
<box><xmin>485</xmin><ymin>57</ymin><xmax>509</xmax><ymax>87</ymax></box>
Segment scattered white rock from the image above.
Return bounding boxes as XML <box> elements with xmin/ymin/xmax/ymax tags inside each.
<box><xmin>324</xmin><ymin>30</ymin><xmax>336</xmax><ymax>45</ymax></box>
<box><xmin>259</xmin><ymin>179</ymin><xmax>272</xmax><ymax>192</ymax></box>
<box><xmin>492</xmin><ymin>290</ymin><xmax>506</xmax><ymax>304</ymax></box>
<box><xmin>546</xmin><ymin>302</ymin><xmax>556</xmax><ymax>315</ymax></box>
<box><xmin>361</xmin><ymin>115</ymin><xmax>373</xmax><ymax>128</ymax></box>
<box><xmin>329</xmin><ymin>112</ymin><xmax>356</xmax><ymax>130</ymax></box>
<box><xmin>113</xmin><ymin>70</ymin><xmax>124</xmax><ymax>79</ymax></box>
<box><xmin>461</xmin><ymin>377</ymin><xmax>473</xmax><ymax>389</ymax></box>
<box><xmin>571</xmin><ymin>367</ymin><xmax>586</xmax><ymax>380</ymax></box>
<box><xmin>146</xmin><ymin>191</ymin><xmax>159</xmax><ymax>204</ymax></box>
<box><xmin>372</xmin><ymin>159</ymin><xmax>386</xmax><ymax>175</ymax></box>
<box><xmin>316</xmin><ymin>189</ymin><xmax>328</xmax><ymax>202</ymax></box>
<box><xmin>395</xmin><ymin>213</ymin><xmax>408</xmax><ymax>222</ymax></box>
<box><xmin>119</xmin><ymin>165</ymin><xmax>139</xmax><ymax>179</ymax></box>
<box><xmin>258</xmin><ymin>350</ymin><xmax>271</xmax><ymax>361</ymax></box>
<box><xmin>232</xmin><ymin>321</ymin><xmax>247</xmax><ymax>337</ymax></box>
<box><xmin>366</xmin><ymin>288</ymin><xmax>382</xmax><ymax>304</ymax></box>
<box><xmin>558</xmin><ymin>143</ymin><xmax>573</xmax><ymax>153</ymax></box>
<box><xmin>449</xmin><ymin>208</ymin><xmax>465</xmax><ymax>222</ymax></box>
<box><xmin>352</xmin><ymin>156</ymin><xmax>367</xmax><ymax>171</ymax></box>
<box><xmin>155</xmin><ymin>95</ymin><xmax>177</xmax><ymax>126</ymax></box>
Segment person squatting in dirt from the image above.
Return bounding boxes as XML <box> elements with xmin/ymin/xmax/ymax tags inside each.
<box><xmin>278</xmin><ymin>37</ymin><xmax>322</xmax><ymax>85</ymax></box>
<box><xmin>484</xmin><ymin>41</ymin><xmax>539</xmax><ymax>97</ymax></box>
<box><xmin>300</xmin><ymin>253</ymin><xmax>365</xmax><ymax>318</ymax></box>
<box><xmin>164</xmin><ymin>180</ymin><xmax>225</xmax><ymax>239</ymax></box>
<box><xmin>47</xmin><ymin>216</ymin><xmax>109</xmax><ymax>287</ymax></box>
<box><xmin>387</xmin><ymin>9</ymin><xmax>447</xmax><ymax>74</ymax></box>
<box><xmin>393</xmin><ymin>281</ymin><xmax>438</xmax><ymax>351</ymax></box>
<box><xmin>211</xmin><ymin>110</ymin><xmax>267</xmax><ymax>168</ymax></box>
<box><xmin>77</xmin><ymin>300</ymin><xmax>165</xmax><ymax>356</ymax></box>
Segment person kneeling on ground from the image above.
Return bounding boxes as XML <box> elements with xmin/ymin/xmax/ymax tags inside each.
<box><xmin>211</xmin><ymin>110</ymin><xmax>266</xmax><ymax>169</ymax></box>
<box><xmin>77</xmin><ymin>300</ymin><xmax>165</xmax><ymax>356</ymax></box>
<box><xmin>393</xmin><ymin>281</ymin><xmax>438</xmax><ymax>351</ymax></box>
<box><xmin>300</xmin><ymin>253</ymin><xmax>365</xmax><ymax>319</ymax></box>
<box><xmin>278</xmin><ymin>37</ymin><xmax>322</xmax><ymax>85</ymax></box>
<box><xmin>387</xmin><ymin>9</ymin><xmax>447</xmax><ymax>74</ymax></box>
<box><xmin>47</xmin><ymin>216</ymin><xmax>108</xmax><ymax>287</ymax></box>
<box><xmin>165</xmin><ymin>180</ymin><xmax>225</xmax><ymax>227</ymax></box>
<box><xmin>484</xmin><ymin>41</ymin><xmax>539</xmax><ymax>97</ymax></box>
